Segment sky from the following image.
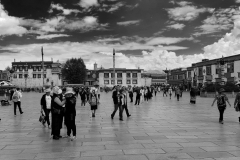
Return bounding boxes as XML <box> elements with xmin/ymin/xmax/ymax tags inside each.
<box><xmin>1</xmin><ymin>0</ymin><xmax>240</xmax><ymax>72</ymax></box>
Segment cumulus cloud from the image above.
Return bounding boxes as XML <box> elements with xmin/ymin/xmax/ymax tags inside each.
<box><xmin>167</xmin><ymin>23</ymin><xmax>185</xmax><ymax>30</ymax></box>
<box><xmin>117</xmin><ymin>20</ymin><xmax>141</xmax><ymax>26</ymax></box>
<box><xmin>0</xmin><ymin>3</ymin><xmax>27</xmax><ymax>36</ymax></box>
<box><xmin>78</xmin><ymin>0</ymin><xmax>99</xmax><ymax>8</ymax></box>
<box><xmin>108</xmin><ymin>2</ymin><xmax>124</xmax><ymax>12</ymax></box>
<box><xmin>36</xmin><ymin>34</ymin><xmax>70</xmax><ymax>40</ymax></box>
<box><xmin>49</xmin><ymin>4</ymin><xmax>80</xmax><ymax>15</ymax></box>
<box><xmin>167</xmin><ymin>3</ymin><xmax>214</xmax><ymax>21</ymax></box>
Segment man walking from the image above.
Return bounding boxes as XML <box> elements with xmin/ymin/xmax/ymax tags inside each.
<box><xmin>111</xmin><ymin>86</ymin><xmax>123</xmax><ymax>121</ymax></box>
<box><xmin>122</xmin><ymin>87</ymin><xmax>131</xmax><ymax>118</ymax></box>
<box><xmin>135</xmin><ymin>87</ymin><xmax>141</xmax><ymax>105</ymax></box>
<box><xmin>12</xmin><ymin>88</ymin><xmax>23</xmax><ymax>116</ymax></box>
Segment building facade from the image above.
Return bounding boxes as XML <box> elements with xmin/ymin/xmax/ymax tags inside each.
<box><xmin>98</xmin><ymin>68</ymin><xmax>143</xmax><ymax>87</ymax></box>
<box><xmin>141</xmin><ymin>72</ymin><xmax>166</xmax><ymax>86</ymax></box>
<box><xmin>11</xmin><ymin>61</ymin><xmax>62</xmax><ymax>88</ymax></box>
<box><xmin>167</xmin><ymin>68</ymin><xmax>188</xmax><ymax>87</ymax></box>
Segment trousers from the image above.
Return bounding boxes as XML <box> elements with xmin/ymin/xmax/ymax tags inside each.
<box><xmin>14</xmin><ymin>101</ymin><xmax>23</xmax><ymax>115</ymax></box>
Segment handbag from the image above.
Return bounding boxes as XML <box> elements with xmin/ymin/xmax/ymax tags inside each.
<box><xmin>39</xmin><ymin>110</ymin><xmax>46</xmax><ymax>124</ymax></box>
<box><xmin>235</xmin><ymin>103</ymin><xmax>240</xmax><ymax>112</ymax></box>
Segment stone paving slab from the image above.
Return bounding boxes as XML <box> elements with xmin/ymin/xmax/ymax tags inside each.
<box><xmin>0</xmin><ymin>92</ymin><xmax>240</xmax><ymax>159</ymax></box>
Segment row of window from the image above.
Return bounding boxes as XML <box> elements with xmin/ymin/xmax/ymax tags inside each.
<box><xmin>104</xmin><ymin>79</ymin><xmax>138</xmax><ymax>85</ymax></box>
<box><xmin>169</xmin><ymin>74</ymin><xmax>186</xmax><ymax>80</ymax></box>
<box><xmin>104</xmin><ymin>73</ymin><xmax>138</xmax><ymax>78</ymax></box>
<box><xmin>13</xmin><ymin>74</ymin><xmax>46</xmax><ymax>79</ymax></box>
<box><xmin>13</xmin><ymin>66</ymin><xmax>48</xmax><ymax>72</ymax></box>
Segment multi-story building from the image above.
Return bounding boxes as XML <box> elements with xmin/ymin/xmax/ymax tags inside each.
<box><xmin>167</xmin><ymin>68</ymin><xmax>188</xmax><ymax>88</ymax></box>
<box><xmin>11</xmin><ymin>61</ymin><xmax>62</xmax><ymax>88</ymax></box>
<box><xmin>98</xmin><ymin>68</ymin><xmax>143</xmax><ymax>87</ymax></box>
<box><xmin>141</xmin><ymin>72</ymin><xmax>166</xmax><ymax>86</ymax></box>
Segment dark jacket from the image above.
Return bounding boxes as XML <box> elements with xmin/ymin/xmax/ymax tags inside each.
<box><xmin>40</xmin><ymin>94</ymin><xmax>53</xmax><ymax>110</ymax></box>
<box><xmin>65</xmin><ymin>96</ymin><xmax>76</xmax><ymax>116</ymax></box>
<box><xmin>112</xmin><ymin>90</ymin><xmax>119</xmax><ymax>104</ymax></box>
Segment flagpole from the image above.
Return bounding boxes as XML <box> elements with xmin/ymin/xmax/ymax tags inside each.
<box><xmin>113</xmin><ymin>48</ymin><xmax>115</xmax><ymax>85</ymax></box>
<box><xmin>41</xmin><ymin>47</ymin><xmax>44</xmax><ymax>88</ymax></box>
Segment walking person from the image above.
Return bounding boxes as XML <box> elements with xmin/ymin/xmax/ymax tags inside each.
<box><xmin>190</xmin><ymin>87</ymin><xmax>196</xmax><ymax>104</ymax></box>
<box><xmin>12</xmin><ymin>88</ymin><xmax>23</xmax><ymax>116</ymax></box>
<box><xmin>211</xmin><ymin>88</ymin><xmax>231</xmax><ymax>124</ymax></box>
<box><xmin>122</xmin><ymin>87</ymin><xmax>131</xmax><ymax>118</ymax></box>
<box><xmin>51</xmin><ymin>86</ymin><xmax>66</xmax><ymax>140</ymax></box>
<box><xmin>176</xmin><ymin>87</ymin><xmax>181</xmax><ymax>101</ymax></box>
<box><xmin>64</xmin><ymin>87</ymin><xmax>77</xmax><ymax>141</ymax></box>
<box><xmin>128</xmin><ymin>86</ymin><xmax>133</xmax><ymax>103</ymax></box>
<box><xmin>144</xmin><ymin>87</ymin><xmax>149</xmax><ymax>102</ymax></box>
<box><xmin>168</xmin><ymin>87</ymin><xmax>173</xmax><ymax>99</ymax></box>
<box><xmin>140</xmin><ymin>87</ymin><xmax>144</xmax><ymax>103</ymax></box>
<box><xmin>154</xmin><ymin>87</ymin><xmax>157</xmax><ymax>96</ymax></box>
<box><xmin>89</xmin><ymin>89</ymin><xmax>98</xmax><ymax>118</ymax></box>
<box><xmin>95</xmin><ymin>85</ymin><xmax>101</xmax><ymax>104</ymax></box>
<box><xmin>40</xmin><ymin>88</ymin><xmax>52</xmax><ymax>129</ymax></box>
<box><xmin>80</xmin><ymin>87</ymin><xmax>87</xmax><ymax>106</ymax></box>
<box><xmin>111</xmin><ymin>86</ymin><xmax>123</xmax><ymax>121</ymax></box>
<box><xmin>163</xmin><ymin>87</ymin><xmax>167</xmax><ymax>97</ymax></box>
<box><xmin>135</xmin><ymin>88</ymin><xmax>141</xmax><ymax>105</ymax></box>
<box><xmin>234</xmin><ymin>82</ymin><xmax>240</xmax><ymax>122</ymax></box>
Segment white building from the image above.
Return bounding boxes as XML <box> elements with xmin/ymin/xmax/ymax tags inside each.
<box><xmin>11</xmin><ymin>61</ymin><xmax>62</xmax><ymax>88</ymax></box>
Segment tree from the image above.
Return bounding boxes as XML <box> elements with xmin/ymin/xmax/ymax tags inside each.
<box><xmin>62</xmin><ymin>58</ymin><xmax>87</xmax><ymax>84</ymax></box>
<box><xmin>4</xmin><ymin>66</ymin><xmax>14</xmax><ymax>73</ymax></box>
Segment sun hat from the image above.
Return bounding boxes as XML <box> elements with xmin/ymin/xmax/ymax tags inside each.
<box><xmin>45</xmin><ymin>88</ymin><xmax>51</xmax><ymax>93</ymax></box>
<box><xmin>219</xmin><ymin>88</ymin><xmax>225</xmax><ymax>92</ymax></box>
<box><xmin>52</xmin><ymin>86</ymin><xmax>59</xmax><ymax>94</ymax></box>
<box><xmin>58</xmin><ymin>89</ymin><xmax>62</xmax><ymax>94</ymax></box>
<box><xmin>65</xmin><ymin>87</ymin><xmax>75</xmax><ymax>95</ymax></box>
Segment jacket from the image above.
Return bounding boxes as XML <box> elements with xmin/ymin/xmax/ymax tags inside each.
<box><xmin>40</xmin><ymin>94</ymin><xmax>53</xmax><ymax>110</ymax></box>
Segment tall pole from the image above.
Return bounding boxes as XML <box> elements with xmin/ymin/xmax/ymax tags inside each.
<box><xmin>113</xmin><ymin>48</ymin><xmax>115</xmax><ymax>85</ymax></box>
<box><xmin>41</xmin><ymin>47</ymin><xmax>44</xmax><ymax>88</ymax></box>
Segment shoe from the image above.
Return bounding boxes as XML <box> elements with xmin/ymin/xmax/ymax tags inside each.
<box><xmin>127</xmin><ymin>115</ymin><xmax>131</xmax><ymax>117</ymax></box>
<box><xmin>20</xmin><ymin>112</ymin><xmax>23</xmax><ymax>114</ymax></box>
<box><xmin>58</xmin><ymin>135</ymin><xmax>62</xmax><ymax>138</ymax></box>
<box><xmin>119</xmin><ymin>118</ymin><xmax>123</xmax><ymax>121</ymax></box>
<box><xmin>239</xmin><ymin>117</ymin><xmax>240</xmax><ymax>123</ymax></box>
<box><xmin>111</xmin><ymin>114</ymin><xmax>114</xmax><ymax>119</ymax></box>
<box><xmin>53</xmin><ymin>136</ymin><xmax>59</xmax><ymax>140</ymax></box>
<box><xmin>71</xmin><ymin>136</ymin><xmax>76</xmax><ymax>141</ymax></box>
<box><xmin>219</xmin><ymin>120</ymin><xmax>224</xmax><ymax>124</ymax></box>
<box><xmin>93</xmin><ymin>113</ymin><xmax>95</xmax><ymax>117</ymax></box>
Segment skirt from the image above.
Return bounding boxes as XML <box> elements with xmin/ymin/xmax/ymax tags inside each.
<box><xmin>91</xmin><ymin>105</ymin><xmax>97</xmax><ymax>110</ymax></box>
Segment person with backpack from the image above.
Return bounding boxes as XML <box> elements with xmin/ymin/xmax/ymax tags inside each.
<box><xmin>211</xmin><ymin>88</ymin><xmax>231</xmax><ymax>124</ymax></box>
<box><xmin>234</xmin><ymin>82</ymin><xmax>240</xmax><ymax>122</ymax></box>
<box><xmin>89</xmin><ymin>89</ymin><xmax>98</xmax><ymax>117</ymax></box>
<box><xmin>64</xmin><ymin>87</ymin><xmax>77</xmax><ymax>141</ymax></box>
<box><xmin>12</xmin><ymin>87</ymin><xmax>23</xmax><ymax>116</ymax></box>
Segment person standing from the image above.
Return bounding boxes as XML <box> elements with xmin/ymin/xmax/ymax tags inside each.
<box><xmin>64</xmin><ymin>87</ymin><xmax>77</xmax><ymax>141</ymax></box>
<box><xmin>190</xmin><ymin>87</ymin><xmax>196</xmax><ymax>104</ymax></box>
<box><xmin>128</xmin><ymin>86</ymin><xmax>133</xmax><ymax>103</ymax></box>
<box><xmin>234</xmin><ymin>82</ymin><xmax>240</xmax><ymax>122</ymax></box>
<box><xmin>168</xmin><ymin>87</ymin><xmax>173</xmax><ymax>99</ymax></box>
<box><xmin>40</xmin><ymin>88</ymin><xmax>52</xmax><ymax>128</ymax></box>
<box><xmin>111</xmin><ymin>86</ymin><xmax>123</xmax><ymax>121</ymax></box>
<box><xmin>135</xmin><ymin>88</ymin><xmax>141</xmax><ymax>105</ymax></box>
<box><xmin>144</xmin><ymin>87</ymin><xmax>149</xmax><ymax>102</ymax></box>
<box><xmin>154</xmin><ymin>87</ymin><xmax>157</xmax><ymax>96</ymax></box>
<box><xmin>51</xmin><ymin>86</ymin><xmax>66</xmax><ymax>140</ymax></box>
<box><xmin>89</xmin><ymin>90</ymin><xmax>98</xmax><ymax>117</ymax></box>
<box><xmin>122</xmin><ymin>87</ymin><xmax>131</xmax><ymax>118</ymax></box>
<box><xmin>140</xmin><ymin>87</ymin><xmax>144</xmax><ymax>103</ymax></box>
<box><xmin>211</xmin><ymin>88</ymin><xmax>231</xmax><ymax>124</ymax></box>
<box><xmin>12</xmin><ymin>88</ymin><xmax>23</xmax><ymax>116</ymax></box>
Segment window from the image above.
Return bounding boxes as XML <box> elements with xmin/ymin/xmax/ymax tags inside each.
<box><xmin>111</xmin><ymin>80</ymin><xmax>115</xmax><ymax>84</ymax></box>
<box><xmin>44</xmin><ymin>67</ymin><xmax>46</xmax><ymax>71</ymax></box>
<box><xmin>178</xmin><ymin>75</ymin><xmax>183</xmax><ymax>80</ymax></box>
<box><xmin>24</xmin><ymin>66</ymin><xmax>28</xmax><ymax>71</ymax></box>
<box><xmin>44</xmin><ymin>74</ymin><xmax>46</xmax><ymax>78</ymax></box>
<box><xmin>132</xmin><ymin>80</ymin><xmax>137</xmax><ymax>84</ymax></box>
<box><xmin>188</xmin><ymin>71</ymin><xmax>191</xmax><ymax>78</ymax></box>
<box><xmin>117</xmin><ymin>80</ymin><xmax>122</xmax><ymax>84</ymax></box>
<box><xmin>174</xmin><ymin>75</ymin><xmax>178</xmax><ymax>80</ymax></box>
<box><xmin>13</xmin><ymin>74</ymin><xmax>17</xmax><ymax>79</ymax></box>
<box><xmin>19</xmin><ymin>74</ymin><xmax>22</xmax><ymax>79</ymax></box>
<box><xmin>206</xmin><ymin>66</ymin><xmax>211</xmax><ymax>75</ymax></box>
<box><xmin>38</xmin><ymin>67</ymin><xmax>41</xmax><ymax>71</ymax></box>
<box><xmin>169</xmin><ymin>75</ymin><xmax>173</xmax><ymax>80</ymax></box>
<box><xmin>19</xmin><ymin>67</ymin><xmax>22</xmax><ymax>71</ymax></box>
<box><xmin>132</xmin><ymin>73</ymin><xmax>137</xmax><ymax>78</ymax></box>
<box><xmin>111</xmin><ymin>73</ymin><xmax>115</xmax><ymax>78</ymax></box>
<box><xmin>127</xmin><ymin>80</ymin><xmax>131</xmax><ymax>84</ymax></box>
<box><xmin>227</xmin><ymin>63</ymin><xmax>234</xmax><ymax>73</ymax></box>
<box><xmin>14</xmin><ymin>67</ymin><xmax>17</xmax><ymax>71</ymax></box>
<box><xmin>104</xmin><ymin>73</ymin><xmax>109</xmax><ymax>78</ymax></box>
<box><xmin>117</xmin><ymin>73</ymin><xmax>122</xmax><ymax>78</ymax></box>
<box><xmin>238</xmin><ymin>73</ymin><xmax>240</xmax><ymax>78</ymax></box>
<box><xmin>24</xmin><ymin>74</ymin><xmax>28</xmax><ymax>78</ymax></box>
<box><xmin>33</xmin><ymin>66</ymin><xmax>36</xmax><ymax>71</ymax></box>
<box><xmin>216</xmin><ymin>68</ymin><xmax>219</xmax><ymax>74</ymax></box>
<box><xmin>33</xmin><ymin>74</ymin><xmax>36</xmax><ymax>78</ymax></box>
<box><xmin>104</xmin><ymin>80</ymin><xmax>109</xmax><ymax>84</ymax></box>
<box><xmin>198</xmin><ymin>67</ymin><xmax>203</xmax><ymax>76</ymax></box>
<box><xmin>38</xmin><ymin>74</ymin><xmax>41</xmax><ymax>78</ymax></box>
<box><xmin>126</xmin><ymin>73</ymin><xmax>131</xmax><ymax>78</ymax></box>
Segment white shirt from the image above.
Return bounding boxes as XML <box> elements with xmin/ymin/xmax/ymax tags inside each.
<box><xmin>45</xmin><ymin>95</ymin><xmax>52</xmax><ymax>109</ymax></box>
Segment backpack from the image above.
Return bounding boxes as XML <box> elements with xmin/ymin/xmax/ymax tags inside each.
<box><xmin>12</xmin><ymin>92</ymin><xmax>19</xmax><ymax>102</ymax></box>
<box><xmin>90</xmin><ymin>95</ymin><xmax>97</xmax><ymax>106</ymax></box>
<box><xmin>217</xmin><ymin>95</ymin><xmax>226</xmax><ymax>107</ymax></box>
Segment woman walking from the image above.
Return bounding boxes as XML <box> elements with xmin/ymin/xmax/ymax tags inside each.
<box><xmin>122</xmin><ymin>87</ymin><xmax>131</xmax><ymax>118</ymax></box>
<box><xmin>234</xmin><ymin>82</ymin><xmax>240</xmax><ymax>122</ymax></box>
<box><xmin>89</xmin><ymin>89</ymin><xmax>98</xmax><ymax>117</ymax></box>
<box><xmin>40</xmin><ymin>88</ymin><xmax>52</xmax><ymax>129</ymax></box>
<box><xmin>168</xmin><ymin>87</ymin><xmax>173</xmax><ymax>99</ymax></box>
<box><xmin>51</xmin><ymin>86</ymin><xmax>66</xmax><ymax>140</ymax></box>
<box><xmin>64</xmin><ymin>87</ymin><xmax>77</xmax><ymax>141</ymax></box>
<box><xmin>190</xmin><ymin>87</ymin><xmax>196</xmax><ymax>104</ymax></box>
<box><xmin>211</xmin><ymin>88</ymin><xmax>231</xmax><ymax>124</ymax></box>
<box><xmin>140</xmin><ymin>87</ymin><xmax>144</xmax><ymax>103</ymax></box>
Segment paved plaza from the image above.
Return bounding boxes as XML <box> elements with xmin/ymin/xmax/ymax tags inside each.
<box><xmin>0</xmin><ymin>91</ymin><xmax>240</xmax><ymax>160</ymax></box>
